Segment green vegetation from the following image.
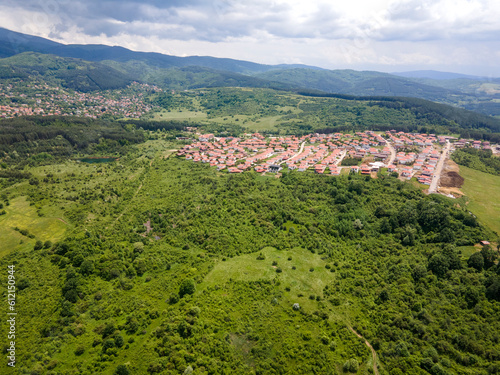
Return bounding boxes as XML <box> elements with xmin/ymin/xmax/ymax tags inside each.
<box><xmin>1</xmin><ymin>129</ymin><xmax>499</xmax><ymax>374</ymax></box>
<box><xmin>341</xmin><ymin>157</ymin><xmax>362</xmax><ymax>166</ymax></box>
<box><xmin>0</xmin><ymin>195</ymin><xmax>68</xmax><ymax>256</ymax></box>
<box><xmin>460</xmin><ymin>166</ymin><xmax>500</xmax><ymax>235</ymax></box>
<box><xmin>145</xmin><ymin>88</ymin><xmax>500</xmax><ymax>141</ymax></box>
<box><xmin>452</xmin><ymin>148</ymin><xmax>500</xmax><ymax>175</ymax></box>
<box><xmin>0</xmin><ymin>116</ymin><xmax>144</xmax><ymax>169</ymax></box>
<box><xmin>0</xmin><ymin>52</ymin><xmax>133</xmax><ymax>91</ymax></box>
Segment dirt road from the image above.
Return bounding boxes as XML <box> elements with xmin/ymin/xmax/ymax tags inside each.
<box><xmin>385</xmin><ymin>139</ymin><xmax>396</xmax><ymax>166</ymax></box>
<box><xmin>348</xmin><ymin>326</ymin><xmax>379</xmax><ymax>375</ymax></box>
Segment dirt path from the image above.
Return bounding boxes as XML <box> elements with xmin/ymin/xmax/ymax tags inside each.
<box><xmin>439</xmin><ymin>159</ymin><xmax>464</xmax><ymax>188</ymax></box>
<box><xmin>114</xmin><ymin>154</ymin><xmax>158</xmax><ymax>225</ymax></box>
<box><xmin>114</xmin><ymin>182</ymin><xmax>143</xmax><ymax>224</ymax></box>
<box><xmin>385</xmin><ymin>139</ymin><xmax>396</xmax><ymax>166</ymax></box>
<box><xmin>348</xmin><ymin>326</ymin><xmax>379</xmax><ymax>375</ymax></box>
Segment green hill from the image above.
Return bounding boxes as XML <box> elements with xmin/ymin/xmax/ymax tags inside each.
<box><xmin>0</xmin><ymin>52</ymin><xmax>133</xmax><ymax>91</ymax></box>
<box><xmin>255</xmin><ymin>68</ymin><xmax>476</xmax><ymax>104</ymax></box>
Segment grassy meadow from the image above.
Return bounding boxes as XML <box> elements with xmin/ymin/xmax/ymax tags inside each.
<box><xmin>460</xmin><ymin>165</ymin><xmax>500</xmax><ymax>235</ymax></box>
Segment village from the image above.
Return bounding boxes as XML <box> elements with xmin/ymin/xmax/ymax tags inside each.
<box><xmin>177</xmin><ymin>130</ymin><xmax>497</xmax><ymax>188</ymax></box>
<box><xmin>0</xmin><ymin>81</ymin><xmax>160</xmax><ymax>119</ymax></box>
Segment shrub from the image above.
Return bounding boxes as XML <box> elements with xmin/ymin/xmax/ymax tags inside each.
<box><xmin>468</xmin><ymin>252</ymin><xmax>484</xmax><ymax>271</ymax></box>
<box><xmin>179</xmin><ymin>279</ymin><xmax>196</xmax><ymax>298</ymax></box>
<box><xmin>343</xmin><ymin>358</ymin><xmax>359</xmax><ymax>373</ymax></box>
<box><xmin>115</xmin><ymin>364</ymin><xmax>130</xmax><ymax>375</ymax></box>
<box><xmin>74</xmin><ymin>346</ymin><xmax>85</xmax><ymax>356</ymax></box>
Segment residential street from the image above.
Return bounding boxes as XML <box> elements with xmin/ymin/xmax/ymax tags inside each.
<box><xmin>429</xmin><ymin>140</ymin><xmax>451</xmax><ymax>193</ymax></box>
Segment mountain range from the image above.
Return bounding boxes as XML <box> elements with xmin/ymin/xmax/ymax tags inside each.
<box><xmin>1</xmin><ymin>27</ymin><xmax>500</xmax><ymax>117</ymax></box>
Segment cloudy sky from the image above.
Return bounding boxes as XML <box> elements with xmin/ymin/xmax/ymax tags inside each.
<box><xmin>1</xmin><ymin>0</ymin><xmax>500</xmax><ymax>76</ymax></box>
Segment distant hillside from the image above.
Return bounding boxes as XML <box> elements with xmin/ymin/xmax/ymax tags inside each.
<box><xmin>102</xmin><ymin>60</ymin><xmax>298</xmax><ymax>91</ymax></box>
<box><xmin>1</xmin><ymin>27</ymin><xmax>500</xmax><ymax>117</ymax></box>
<box><xmin>0</xmin><ymin>27</ymin><xmax>318</xmax><ymax>74</ymax></box>
<box><xmin>254</xmin><ymin>68</ymin><xmax>468</xmax><ymax>103</ymax></box>
<box><xmin>0</xmin><ymin>52</ymin><xmax>133</xmax><ymax>91</ymax></box>
<box><xmin>392</xmin><ymin>70</ymin><xmax>486</xmax><ymax>80</ymax></box>
<box><xmin>294</xmin><ymin>90</ymin><xmax>500</xmax><ymax>135</ymax></box>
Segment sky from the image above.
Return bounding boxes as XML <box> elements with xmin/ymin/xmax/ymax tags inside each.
<box><xmin>1</xmin><ymin>0</ymin><xmax>500</xmax><ymax>76</ymax></box>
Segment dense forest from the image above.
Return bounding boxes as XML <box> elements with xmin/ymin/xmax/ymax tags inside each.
<box><xmin>0</xmin><ymin>116</ymin><xmax>144</xmax><ymax>164</ymax></box>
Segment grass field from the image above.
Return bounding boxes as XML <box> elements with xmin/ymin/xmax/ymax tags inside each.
<box><xmin>0</xmin><ymin>196</ymin><xmax>69</xmax><ymax>256</ymax></box>
<box><xmin>203</xmin><ymin>246</ymin><xmax>336</xmax><ymax>311</ymax></box>
<box><xmin>151</xmin><ymin>109</ymin><xmax>207</xmax><ymax>121</ymax></box>
<box><xmin>460</xmin><ymin>166</ymin><xmax>500</xmax><ymax>235</ymax></box>
<box><xmin>457</xmin><ymin>245</ymin><xmax>479</xmax><ymax>259</ymax></box>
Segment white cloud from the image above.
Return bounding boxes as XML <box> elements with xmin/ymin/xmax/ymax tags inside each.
<box><xmin>1</xmin><ymin>0</ymin><xmax>500</xmax><ymax>75</ymax></box>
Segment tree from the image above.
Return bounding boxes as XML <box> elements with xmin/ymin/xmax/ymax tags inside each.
<box><xmin>115</xmin><ymin>364</ymin><xmax>130</xmax><ymax>375</ymax></box>
<box><xmin>468</xmin><ymin>252</ymin><xmax>484</xmax><ymax>271</ymax></box>
<box><xmin>80</xmin><ymin>260</ymin><xmax>94</xmax><ymax>275</ymax></box>
<box><xmin>343</xmin><ymin>359</ymin><xmax>359</xmax><ymax>373</ymax></box>
<box><xmin>481</xmin><ymin>246</ymin><xmax>497</xmax><ymax>269</ymax></box>
<box><xmin>428</xmin><ymin>254</ymin><xmax>449</xmax><ymax>277</ymax></box>
<box><xmin>486</xmin><ymin>276</ymin><xmax>500</xmax><ymax>301</ymax></box>
<box><xmin>179</xmin><ymin>278</ymin><xmax>196</xmax><ymax>298</ymax></box>
<box><xmin>115</xmin><ymin>334</ymin><xmax>124</xmax><ymax>348</ymax></box>
<box><xmin>412</xmin><ymin>264</ymin><xmax>427</xmax><ymax>282</ymax></box>
<box><xmin>34</xmin><ymin>240</ymin><xmax>43</xmax><ymax>250</ymax></box>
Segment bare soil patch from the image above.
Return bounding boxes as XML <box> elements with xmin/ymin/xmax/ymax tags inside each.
<box><xmin>439</xmin><ymin>187</ymin><xmax>465</xmax><ymax>197</ymax></box>
<box><xmin>440</xmin><ymin>159</ymin><xmax>464</xmax><ymax>188</ymax></box>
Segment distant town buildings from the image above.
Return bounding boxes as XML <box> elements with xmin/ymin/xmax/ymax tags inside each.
<box><xmin>0</xmin><ymin>81</ymin><xmax>160</xmax><ymax>119</ymax></box>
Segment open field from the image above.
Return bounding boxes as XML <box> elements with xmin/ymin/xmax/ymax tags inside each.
<box><xmin>0</xmin><ymin>196</ymin><xmax>69</xmax><ymax>256</ymax></box>
<box><xmin>151</xmin><ymin>109</ymin><xmax>207</xmax><ymax>121</ymax></box>
<box><xmin>460</xmin><ymin>165</ymin><xmax>500</xmax><ymax>235</ymax></box>
<box><xmin>204</xmin><ymin>246</ymin><xmax>333</xmax><ymax>297</ymax></box>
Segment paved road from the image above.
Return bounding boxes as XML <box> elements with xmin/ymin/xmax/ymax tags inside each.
<box><xmin>334</xmin><ymin>150</ymin><xmax>347</xmax><ymax>165</ymax></box>
<box><xmin>281</xmin><ymin>141</ymin><xmax>306</xmax><ymax>165</ymax></box>
<box><xmin>385</xmin><ymin>139</ymin><xmax>396</xmax><ymax>166</ymax></box>
<box><xmin>429</xmin><ymin>140</ymin><xmax>451</xmax><ymax>193</ymax></box>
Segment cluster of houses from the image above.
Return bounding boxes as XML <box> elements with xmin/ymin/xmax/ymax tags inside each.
<box><xmin>177</xmin><ymin>130</ymin><xmax>486</xmax><ymax>188</ymax></box>
<box><xmin>454</xmin><ymin>138</ymin><xmax>494</xmax><ymax>151</ymax></box>
<box><xmin>0</xmin><ymin>81</ymin><xmax>160</xmax><ymax>119</ymax></box>
<box><xmin>178</xmin><ymin>131</ymin><xmax>394</xmax><ymax>176</ymax></box>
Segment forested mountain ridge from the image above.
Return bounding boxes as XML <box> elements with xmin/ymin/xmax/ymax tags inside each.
<box><xmin>1</xmin><ymin>27</ymin><xmax>500</xmax><ymax>117</ymax></box>
<box><xmin>0</xmin><ymin>27</ymin><xmax>317</xmax><ymax>74</ymax></box>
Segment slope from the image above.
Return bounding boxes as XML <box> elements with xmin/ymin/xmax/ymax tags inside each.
<box><xmin>0</xmin><ymin>52</ymin><xmax>134</xmax><ymax>91</ymax></box>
